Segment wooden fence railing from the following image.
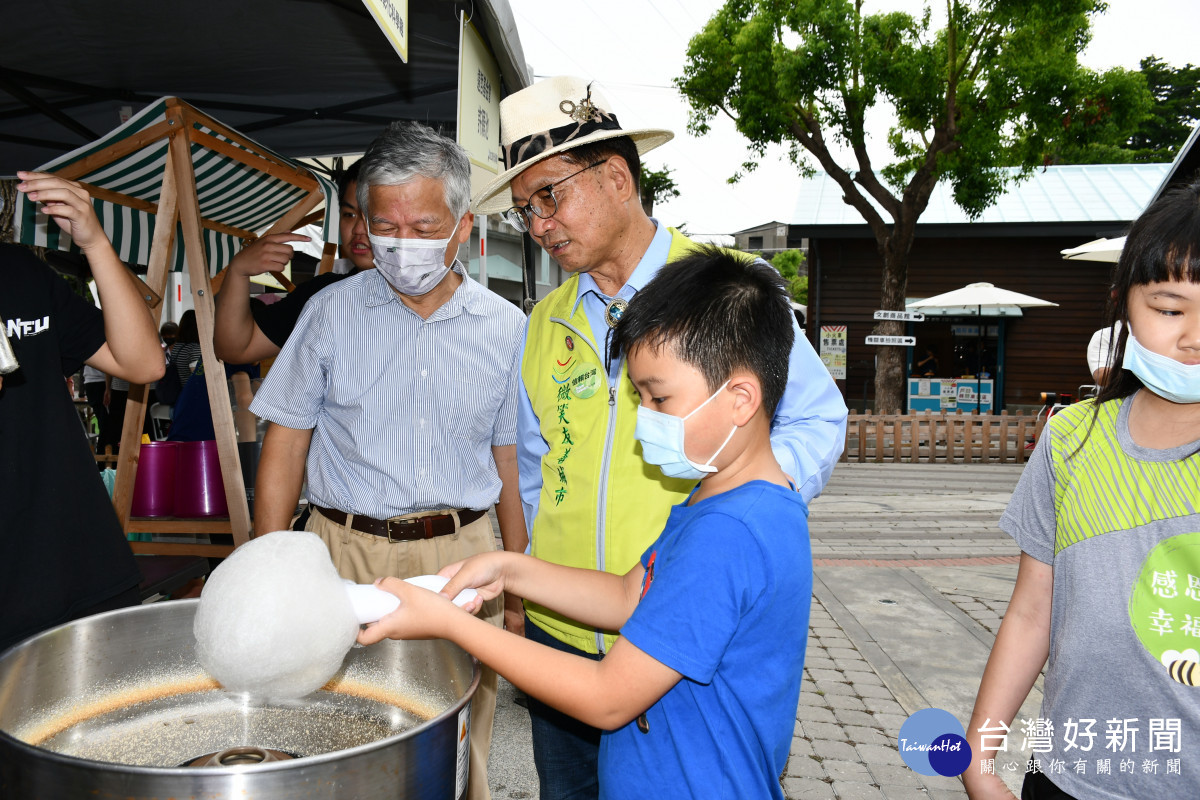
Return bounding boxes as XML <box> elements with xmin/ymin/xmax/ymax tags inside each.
<box><xmin>841</xmin><ymin>410</ymin><xmax>1046</xmax><ymax>464</ymax></box>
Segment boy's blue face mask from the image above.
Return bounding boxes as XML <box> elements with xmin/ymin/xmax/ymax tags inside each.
<box><xmin>1123</xmin><ymin>331</ymin><xmax>1200</xmax><ymax>404</ymax></box>
<box><xmin>634</xmin><ymin>380</ymin><xmax>737</xmax><ymax>481</ymax></box>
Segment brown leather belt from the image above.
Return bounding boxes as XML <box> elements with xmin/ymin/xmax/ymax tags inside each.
<box><xmin>312</xmin><ymin>505</ymin><xmax>486</xmax><ymax>542</ymax></box>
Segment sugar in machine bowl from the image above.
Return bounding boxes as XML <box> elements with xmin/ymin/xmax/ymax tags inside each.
<box><xmin>0</xmin><ymin>600</ymin><xmax>479</xmax><ymax>799</ymax></box>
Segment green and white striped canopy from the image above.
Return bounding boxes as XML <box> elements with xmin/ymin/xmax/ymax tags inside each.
<box><xmin>14</xmin><ymin>97</ymin><xmax>337</xmax><ymax>274</ymax></box>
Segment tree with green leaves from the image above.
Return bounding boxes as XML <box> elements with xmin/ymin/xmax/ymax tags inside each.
<box><xmin>772</xmin><ymin>249</ymin><xmax>809</xmax><ymax>304</ymax></box>
<box><xmin>1127</xmin><ymin>56</ymin><xmax>1200</xmax><ymax>163</ymax></box>
<box><xmin>772</xmin><ymin>248</ymin><xmax>804</xmax><ymax>278</ymax></box>
<box><xmin>640</xmin><ymin>165</ymin><xmax>682</xmax><ymax>217</ymax></box>
<box><xmin>677</xmin><ymin>0</ymin><xmax>1150</xmax><ymax>411</ymax></box>
<box><xmin>1052</xmin><ymin>55</ymin><xmax>1199</xmax><ymax>165</ymax></box>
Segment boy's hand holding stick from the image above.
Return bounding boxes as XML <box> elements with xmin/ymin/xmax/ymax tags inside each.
<box><xmin>357</xmin><ymin>552</ymin><xmax>511</xmax><ymax>645</ymax></box>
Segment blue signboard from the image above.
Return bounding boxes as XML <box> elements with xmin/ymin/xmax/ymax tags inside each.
<box><xmin>908</xmin><ymin>378</ymin><xmax>994</xmax><ymax>413</ymax></box>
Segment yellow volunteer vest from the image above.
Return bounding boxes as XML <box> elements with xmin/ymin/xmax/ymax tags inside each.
<box><xmin>522</xmin><ymin>228</ymin><xmax>715</xmax><ymax>653</ymax></box>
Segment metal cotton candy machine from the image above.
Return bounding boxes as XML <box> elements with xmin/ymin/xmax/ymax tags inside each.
<box><xmin>0</xmin><ymin>600</ymin><xmax>479</xmax><ymax>799</ymax></box>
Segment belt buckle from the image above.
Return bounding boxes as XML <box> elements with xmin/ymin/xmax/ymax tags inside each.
<box><xmin>385</xmin><ymin>516</ymin><xmax>425</xmax><ymax>543</ymax></box>
<box><xmin>384</xmin><ymin>514</ymin><xmax>442</xmax><ymax>542</ymax></box>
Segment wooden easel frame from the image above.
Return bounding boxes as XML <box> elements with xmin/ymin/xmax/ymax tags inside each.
<box><xmin>54</xmin><ymin>98</ymin><xmax>329</xmax><ymax>556</ymax></box>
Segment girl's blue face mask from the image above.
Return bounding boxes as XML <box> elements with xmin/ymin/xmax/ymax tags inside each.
<box><xmin>634</xmin><ymin>380</ymin><xmax>737</xmax><ymax>481</ymax></box>
<box><xmin>1123</xmin><ymin>331</ymin><xmax>1200</xmax><ymax>404</ymax></box>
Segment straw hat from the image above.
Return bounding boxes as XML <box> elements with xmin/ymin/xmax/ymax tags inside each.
<box><xmin>471</xmin><ymin>76</ymin><xmax>673</xmax><ymax>215</ymax></box>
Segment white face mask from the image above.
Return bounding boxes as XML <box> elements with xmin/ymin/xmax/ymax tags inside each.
<box><xmin>368</xmin><ymin>217</ymin><xmax>461</xmax><ymax>296</ymax></box>
<box><xmin>1122</xmin><ymin>330</ymin><xmax>1200</xmax><ymax>404</ymax></box>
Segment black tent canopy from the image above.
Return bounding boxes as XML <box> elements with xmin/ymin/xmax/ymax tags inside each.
<box><xmin>0</xmin><ymin>0</ymin><xmax>530</xmax><ymax>176</ymax></box>
<box><xmin>0</xmin><ymin>1</ymin><xmax>531</xmax><ymax>550</ymax></box>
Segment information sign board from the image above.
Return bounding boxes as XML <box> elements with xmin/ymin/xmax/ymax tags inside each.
<box><xmin>873</xmin><ymin>310</ymin><xmax>925</xmax><ymax>322</ymax></box>
<box><xmin>458</xmin><ymin>18</ymin><xmax>502</xmax><ymax>175</ymax></box>
<box><xmin>362</xmin><ymin>0</ymin><xmax>409</xmax><ymax>63</ymax></box>
<box><xmin>865</xmin><ymin>335</ymin><xmax>916</xmax><ymax>346</ymax></box>
<box><xmin>819</xmin><ymin>325</ymin><xmax>847</xmax><ymax>379</ymax></box>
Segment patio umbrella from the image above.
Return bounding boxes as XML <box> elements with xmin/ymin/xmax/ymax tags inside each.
<box><xmin>1061</xmin><ymin>236</ymin><xmax>1125</xmax><ymax>262</ymax></box>
<box><xmin>907</xmin><ymin>282</ymin><xmax>1059</xmax><ymax>408</ymax></box>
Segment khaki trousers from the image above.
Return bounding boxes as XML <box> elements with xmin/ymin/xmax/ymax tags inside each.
<box><xmin>307</xmin><ymin>507</ymin><xmax>500</xmax><ymax>800</ymax></box>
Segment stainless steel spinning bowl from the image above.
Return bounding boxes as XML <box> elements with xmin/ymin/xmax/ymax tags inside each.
<box><xmin>0</xmin><ymin>599</ymin><xmax>480</xmax><ymax>799</ymax></box>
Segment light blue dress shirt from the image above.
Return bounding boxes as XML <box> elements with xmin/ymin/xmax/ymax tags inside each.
<box><xmin>515</xmin><ymin>221</ymin><xmax>848</xmax><ymax>535</ymax></box>
<box><xmin>251</xmin><ymin>265</ymin><xmax>525</xmax><ymax>519</ymax></box>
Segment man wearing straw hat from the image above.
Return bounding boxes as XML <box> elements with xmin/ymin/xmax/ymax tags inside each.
<box><xmin>472</xmin><ymin>76</ymin><xmax>848</xmax><ymax>799</ymax></box>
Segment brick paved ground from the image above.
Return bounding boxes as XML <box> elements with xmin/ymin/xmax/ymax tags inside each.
<box><xmin>778</xmin><ymin>463</ymin><xmax>1033</xmax><ymax>799</ymax></box>
<box><xmin>783</xmin><ymin>595</ymin><xmax>971</xmax><ymax>800</ymax></box>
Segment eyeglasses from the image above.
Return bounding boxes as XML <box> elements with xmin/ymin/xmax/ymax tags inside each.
<box><xmin>502</xmin><ymin>159</ymin><xmax>608</xmax><ymax>233</ymax></box>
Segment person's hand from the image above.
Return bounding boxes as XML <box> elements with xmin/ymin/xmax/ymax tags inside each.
<box><xmin>438</xmin><ymin>552</ymin><xmax>510</xmax><ymax>614</ymax></box>
<box><xmin>504</xmin><ymin>593</ymin><xmax>525</xmax><ymax>636</ymax></box>
<box><xmin>228</xmin><ymin>232</ymin><xmax>310</xmax><ymax>278</ymax></box>
<box><xmin>103</xmin><ymin>386</ymin><xmax>112</xmax><ymax>408</ymax></box>
<box><xmin>16</xmin><ymin>172</ymin><xmax>106</xmax><ymax>251</ymax></box>
<box><xmin>356</xmin><ymin>577</ymin><xmax>461</xmax><ymax>645</ymax></box>
<box><xmin>962</xmin><ymin>765</ymin><xmax>1019</xmax><ymax>800</ymax></box>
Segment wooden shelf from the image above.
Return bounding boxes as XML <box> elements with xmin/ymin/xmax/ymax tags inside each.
<box><xmin>129</xmin><ymin>540</ymin><xmax>235</xmax><ymax>557</ymax></box>
<box><xmin>128</xmin><ymin>516</ymin><xmax>232</xmax><ymax>534</ymax></box>
<box><xmin>127</xmin><ymin>514</ymin><xmax>235</xmax><ymax>557</ymax></box>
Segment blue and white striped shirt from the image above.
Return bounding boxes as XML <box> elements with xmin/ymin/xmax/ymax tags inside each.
<box><xmin>251</xmin><ymin>265</ymin><xmax>525</xmax><ymax>518</ymax></box>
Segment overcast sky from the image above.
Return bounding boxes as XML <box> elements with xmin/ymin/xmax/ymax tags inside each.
<box><xmin>508</xmin><ymin>0</ymin><xmax>1200</xmax><ymax>239</ymax></box>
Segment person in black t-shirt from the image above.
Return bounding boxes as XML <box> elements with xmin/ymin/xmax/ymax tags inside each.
<box><xmin>213</xmin><ymin>162</ymin><xmax>375</xmax><ymax>364</ymax></box>
<box><xmin>913</xmin><ymin>346</ymin><xmax>939</xmax><ymax>377</ymax></box>
<box><xmin>1</xmin><ymin>172</ymin><xmax>166</xmax><ymax>652</ymax></box>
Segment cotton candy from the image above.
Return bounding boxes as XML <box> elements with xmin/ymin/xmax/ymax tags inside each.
<box><xmin>194</xmin><ymin>531</ymin><xmax>359</xmax><ymax>702</ymax></box>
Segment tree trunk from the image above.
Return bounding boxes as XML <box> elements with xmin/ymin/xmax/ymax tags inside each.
<box><xmin>872</xmin><ymin>240</ymin><xmax>911</xmax><ymax>413</ymax></box>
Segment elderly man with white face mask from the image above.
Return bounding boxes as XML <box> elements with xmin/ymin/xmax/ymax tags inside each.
<box><xmin>250</xmin><ymin>120</ymin><xmax>526</xmax><ymax>800</ymax></box>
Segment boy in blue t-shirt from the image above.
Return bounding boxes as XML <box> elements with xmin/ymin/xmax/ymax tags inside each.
<box><xmin>360</xmin><ymin>246</ymin><xmax>813</xmax><ymax>799</ymax></box>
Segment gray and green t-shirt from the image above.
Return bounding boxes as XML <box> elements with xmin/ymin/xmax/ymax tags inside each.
<box><xmin>1001</xmin><ymin>394</ymin><xmax>1200</xmax><ymax>798</ymax></box>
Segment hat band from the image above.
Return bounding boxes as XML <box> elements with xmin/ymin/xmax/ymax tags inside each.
<box><xmin>503</xmin><ymin>110</ymin><xmax>624</xmax><ymax>170</ymax></box>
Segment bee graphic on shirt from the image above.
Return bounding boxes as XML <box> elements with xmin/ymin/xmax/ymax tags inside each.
<box><xmin>1160</xmin><ymin>649</ymin><xmax>1200</xmax><ymax>686</ymax></box>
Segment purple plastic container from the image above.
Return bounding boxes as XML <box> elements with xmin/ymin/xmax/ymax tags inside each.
<box><xmin>174</xmin><ymin>440</ymin><xmax>229</xmax><ymax>517</ymax></box>
<box><xmin>130</xmin><ymin>441</ymin><xmax>179</xmax><ymax>517</ymax></box>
